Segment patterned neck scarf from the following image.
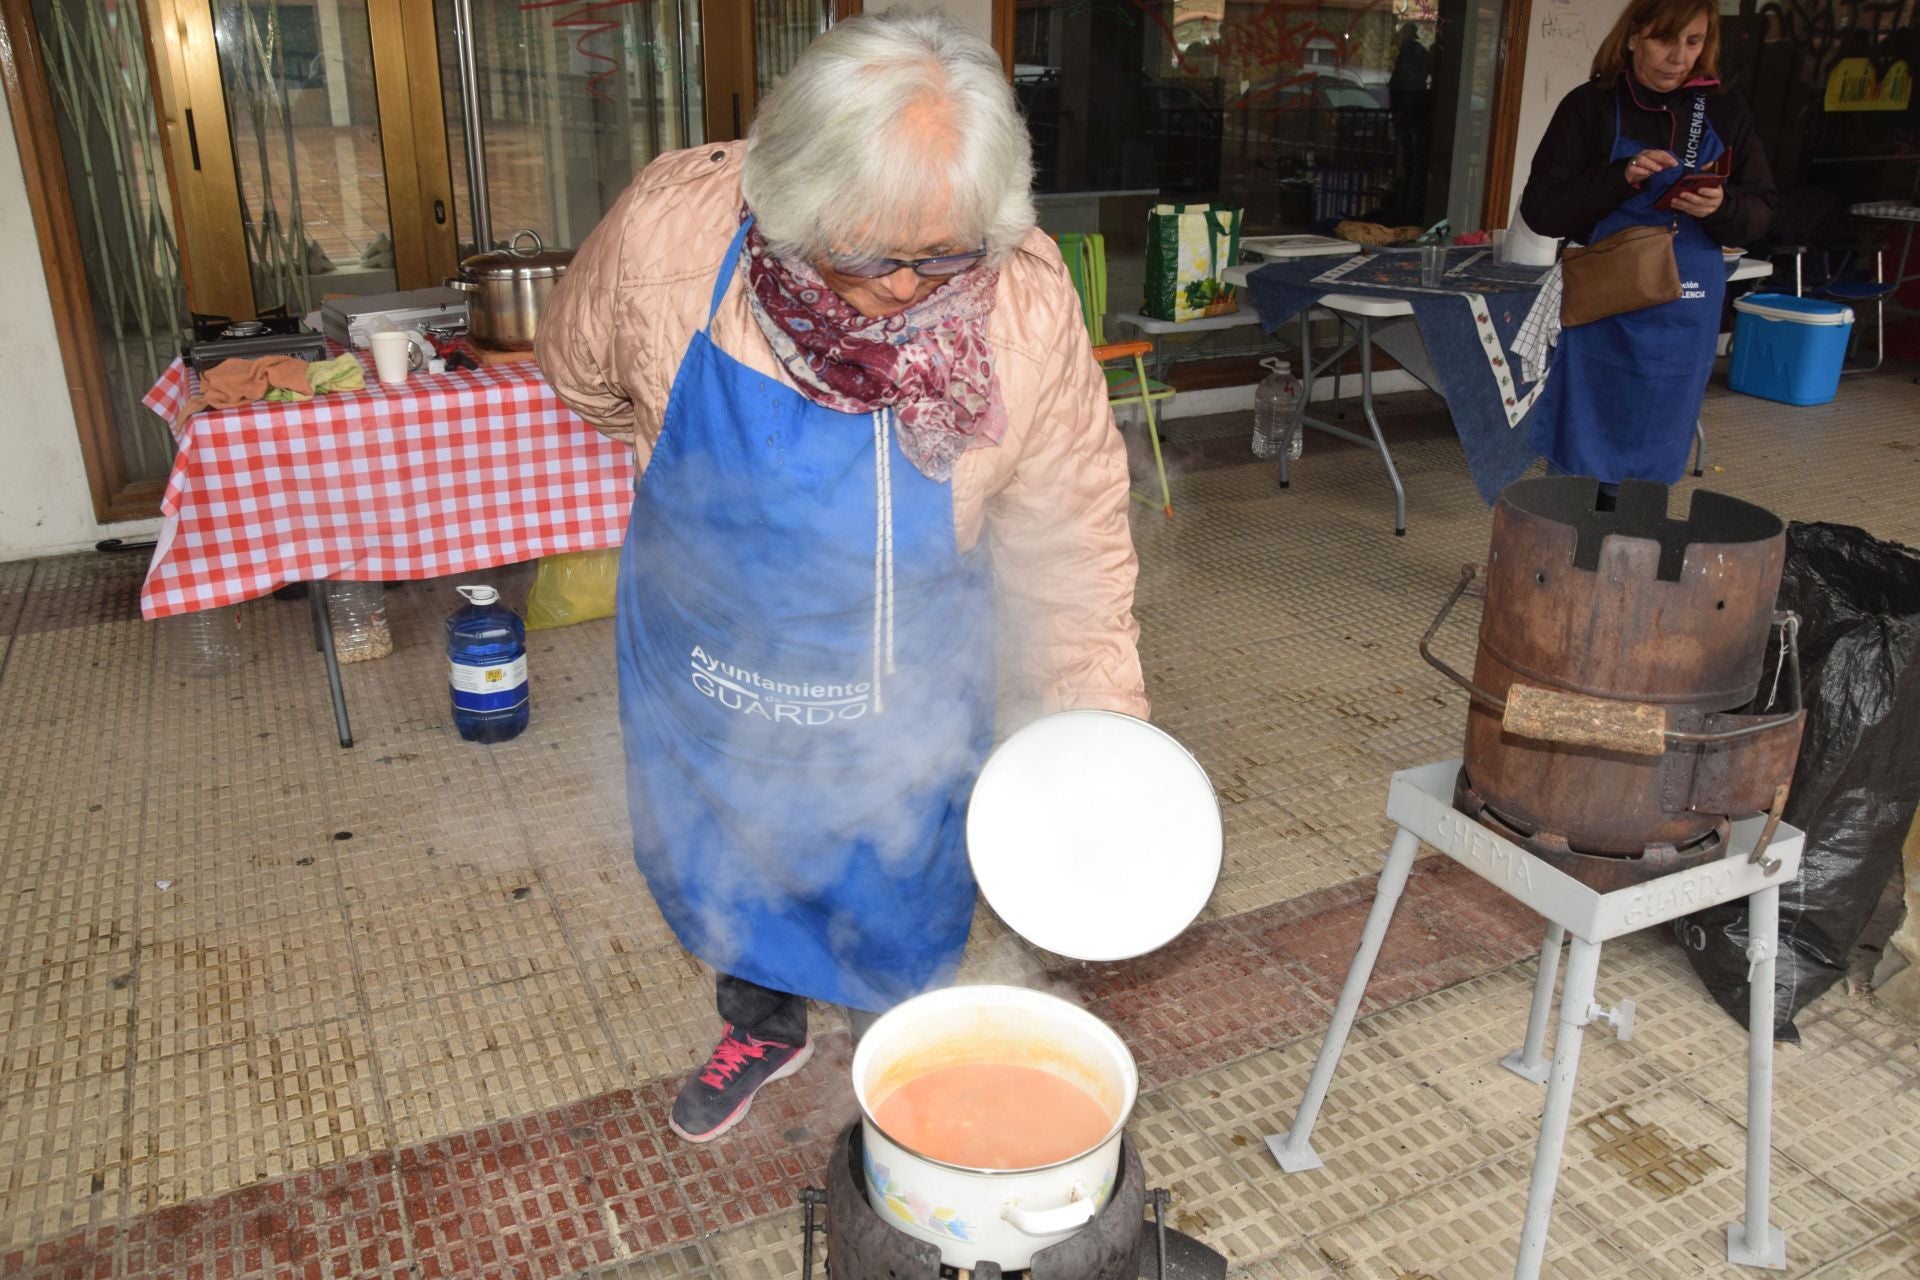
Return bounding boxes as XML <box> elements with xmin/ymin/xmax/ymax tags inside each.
<box><xmin>741</xmin><ymin>216</ymin><xmax>1006</xmax><ymax>482</ymax></box>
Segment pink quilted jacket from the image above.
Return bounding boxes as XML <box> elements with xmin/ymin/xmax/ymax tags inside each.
<box><xmin>536</xmin><ymin>143</ymin><xmax>1148</xmax><ymax>718</ymax></box>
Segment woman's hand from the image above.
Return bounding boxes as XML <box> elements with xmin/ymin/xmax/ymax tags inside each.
<box><xmin>1669</xmin><ymin>184</ymin><xmax>1726</xmax><ymax>219</ymax></box>
<box><xmin>1624</xmin><ymin>149</ymin><xmax>1679</xmax><ymax>184</ymax></box>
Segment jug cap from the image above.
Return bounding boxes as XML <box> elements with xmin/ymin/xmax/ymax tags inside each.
<box><xmin>456</xmin><ymin>585</ymin><xmax>500</xmax><ymax>606</ymax></box>
<box><xmin>966</xmin><ymin>710</ymin><xmax>1221</xmax><ymax>962</ymax></box>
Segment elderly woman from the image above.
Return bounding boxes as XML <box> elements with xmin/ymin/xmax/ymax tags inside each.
<box><xmin>536</xmin><ymin>12</ymin><xmax>1146</xmax><ymax>1144</ymax></box>
<box><xmin>1520</xmin><ymin>0</ymin><xmax>1775</xmax><ymax>488</ymax></box>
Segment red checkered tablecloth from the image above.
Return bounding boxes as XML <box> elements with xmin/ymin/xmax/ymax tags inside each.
<box><xmin>139</xmin><ymin>354</ymin><xmax>634</xmax><ymax>618</ymax></box>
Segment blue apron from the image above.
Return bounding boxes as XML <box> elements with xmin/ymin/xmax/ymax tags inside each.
<box><xmin>1531</xmin><ymin>87</ymin><xmax>1728</xmax><ymax>484</ymax></box>
<box><xmin>615</xmin><ymin>218</ymin><xmax>996</xmax><ymax>1013</ymax></box>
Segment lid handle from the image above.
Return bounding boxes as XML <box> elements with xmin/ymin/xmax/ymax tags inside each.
<box><xmin>509</xmin><ymin>228</ymin><xmax>544</xmax><ymax>257</ymax></box>
<box><xmin>456</xmin><ymin>584</ymin><xmax>499</xmax><ymax>606</ymax></box>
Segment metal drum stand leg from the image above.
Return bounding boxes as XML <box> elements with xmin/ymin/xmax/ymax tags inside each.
<box><xmin>1512</xmin><ymin>934</ymin><xmax>1604</xmax><ymax>1279</ymax></box>
<box><xmin>1727</xmin><ymin>883</ymin><xmax>1786</xmax><ymax>1268</ymax></box>
<box><xmin>1266</xmin><ymin>827</ymin><xmax>1421</xmax><ymax>1173</ymax></box>
<box><xmin>1502</xmin><ymin>922</ymin><xmax>1566</xmax><ymax>1084</ymax></box>
<box><xmin>1269</xmin><ymin>762</ymin><xmax>1803</xmax><ymax>1279</ymax></box>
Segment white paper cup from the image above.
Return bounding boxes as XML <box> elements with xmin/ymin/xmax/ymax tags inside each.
<box><xmin>371</xmin><ymin>331</ymin><xmax>421</xmax><ymax>384</ymax></box>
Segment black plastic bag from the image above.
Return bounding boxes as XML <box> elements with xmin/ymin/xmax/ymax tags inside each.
<box><xmin>1676</xmin><ymin>521</ymin><xmax>1920</xmax><ymax>1041</ymax></box>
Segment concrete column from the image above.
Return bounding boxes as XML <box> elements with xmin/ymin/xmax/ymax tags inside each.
<box><xmin>316</xmin><ymin>0</ymin><xmax>350</xmax><ymax>127</ymax></box>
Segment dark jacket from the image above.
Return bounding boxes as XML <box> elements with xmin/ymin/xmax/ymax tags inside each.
<box><xmin>1520</xmin><ymin>74</ymin><xmax>1777</xmax><ymax>248</ymax></box>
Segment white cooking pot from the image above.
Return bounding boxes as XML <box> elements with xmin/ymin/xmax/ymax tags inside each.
<box><xmin>852</xmin><ymin>985</ymin><xmax>1139</xmax><ymax>1270</ymax></box>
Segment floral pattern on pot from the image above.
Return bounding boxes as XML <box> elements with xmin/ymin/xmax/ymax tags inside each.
<box><xmin>864</xmin><ymin>1150</ymin><xmax>975</xmax><ymax>1241</ymax></box>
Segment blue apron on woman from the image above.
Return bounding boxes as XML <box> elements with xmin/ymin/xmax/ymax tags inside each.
<box><xmin>1531</xmin><ymin>87</ymin><xmax>1728</xmax><ymax>484</ymax></box>
<box><xmin>614</xmin><ymin>219</ymin><xmax>996</xmax><ymax>1013</ymax></box>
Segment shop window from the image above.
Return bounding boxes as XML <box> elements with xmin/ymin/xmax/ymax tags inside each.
<box><xmin>1016</xmin><ymin>0</ymin><xmax>1509</xmax><ymax>247</ymax></box>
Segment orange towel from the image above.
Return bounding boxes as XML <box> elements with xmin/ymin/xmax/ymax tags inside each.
<box><xmin>174</xmin><ymin>356</ymin><xmax>315</xmax><ymax>430</ymax></box>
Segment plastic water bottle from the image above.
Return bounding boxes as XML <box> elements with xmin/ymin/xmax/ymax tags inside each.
<box><xmin>1251</xmin><ymin>357</ymin><xmax>1304</xmax><ymax>460</ymax></box>
<box><xmin>169</xmin><ymin>606</ymin><xmax>244</xmax><ymax>677</ymax></box>
<box><xmin>326</xmin><ymin>581</ymin><xmax>392</xmax><ymax>664</ymax></box>
<box><xmin>446</xmin><ymin>585</ymin><xmax>529</xmax><ymax>743</ymax></box>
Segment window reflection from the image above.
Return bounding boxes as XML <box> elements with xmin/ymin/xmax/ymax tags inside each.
<box><xmin>1014</xmin><ymin>0</ymin><xmax>1498</xmax><ymax>237</ymax></box>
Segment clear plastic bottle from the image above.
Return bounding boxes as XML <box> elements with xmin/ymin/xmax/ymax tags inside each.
<box><xmin>169</xmin><ymin>606</ymin><xmax>244</xmax><ymax>677</ymax></box>
<box><xmin>326</xmin><ymin>581</ymin><xmax>392</xmax><ymax>664</ymax></box>
<box><xmin>1251</xmin><ymin>356</ymin><xmax>1304</xmax><ymax>460</ymax></box>
<box><xmin>446</xmin><ymin>584</ymin><xmax>529</xmax><ymax>743</ymax></box>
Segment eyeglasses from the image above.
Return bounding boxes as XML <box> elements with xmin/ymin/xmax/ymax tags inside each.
<box><xmin>827</xmin><ymin>248</ymin><xmax>989</xmax><ymax>279</ymax></box>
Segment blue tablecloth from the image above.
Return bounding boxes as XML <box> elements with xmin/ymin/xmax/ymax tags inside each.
<box><xmin>1245</xmin><ymin>249</ymin><xmax>1552</xmax><ymax>504</ymax></box>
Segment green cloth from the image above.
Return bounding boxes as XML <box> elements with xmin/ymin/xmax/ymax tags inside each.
<box><xmin>307</xmin><ymin>354</ymin><xmax>366</xmax><ymax>394</ymax></box>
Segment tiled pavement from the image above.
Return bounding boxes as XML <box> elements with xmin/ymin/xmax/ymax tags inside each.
<box><xmin>3</xmin><ymin>372</ymin><xmax>1919</xmax><ymax>1278</ymax></box>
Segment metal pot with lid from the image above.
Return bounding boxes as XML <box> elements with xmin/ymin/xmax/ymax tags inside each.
<box><xmin>445</xmin><ymin>229</ymin><xmax>572</xmax><ymax>351</ymax></box>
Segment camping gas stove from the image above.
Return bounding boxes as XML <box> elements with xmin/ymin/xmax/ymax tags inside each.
<box><xmin>800</xmin><ymin>1124</ymin><xmax>1226</xmax><ymax>1280</ymax></box>
<box><xmin>185</xmin><ymin>308</ymin><xmax>327</xmax><ymax>372</ymax></box>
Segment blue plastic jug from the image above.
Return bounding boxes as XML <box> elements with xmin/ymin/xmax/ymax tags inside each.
<box><xmin>446</xmin><ymin>585</ymin><xmax>529</xmax><ymax>743</ymax></box>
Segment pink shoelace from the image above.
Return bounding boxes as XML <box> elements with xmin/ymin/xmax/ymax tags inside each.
<box><xmin>697</xmin><ymin>1027</ymin><xmax>778</xmax><ymax>1089</ymax></box>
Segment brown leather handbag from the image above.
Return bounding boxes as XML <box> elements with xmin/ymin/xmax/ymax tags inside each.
<box><xmin>1559</xmin><ymin>223</ymin><xmax>1682</xmax><ymax>328</ymax></box>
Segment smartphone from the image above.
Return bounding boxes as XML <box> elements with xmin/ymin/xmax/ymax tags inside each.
<box><xmin>1653</xmin><ymin>171</ymin><xmax>1726</xmax><ymax>212</ymax></box>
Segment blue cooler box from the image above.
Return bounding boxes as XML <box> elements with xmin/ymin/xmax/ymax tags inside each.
<box><xmin>1728</xmin><ymin>293</ymin><xmax>1854</xmax><ymax>406</ymax></box>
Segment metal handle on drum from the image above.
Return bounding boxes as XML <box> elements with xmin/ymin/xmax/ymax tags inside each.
<box><xmin>1419</xmin><ymin>565</ymin><xmax>1806</xmax><ymax>750</ymax></box>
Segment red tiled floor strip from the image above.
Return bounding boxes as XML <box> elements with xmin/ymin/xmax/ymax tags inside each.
<box><xmin>4</xmin><ymin>860</ymin><xmax>1542</xmax><ymax>1280</ymax></box>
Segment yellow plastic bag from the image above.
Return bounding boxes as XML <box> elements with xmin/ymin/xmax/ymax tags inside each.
<box><xmin>524</xmin><ymin>549</ymin><xmax>620</xmax><ymax>630</ymax></box>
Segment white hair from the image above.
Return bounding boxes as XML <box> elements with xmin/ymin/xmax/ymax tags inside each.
<box><xmin>740</xmin><ymin>10</ymin><xmax>1036</xmax><ymax>267</ymax></box>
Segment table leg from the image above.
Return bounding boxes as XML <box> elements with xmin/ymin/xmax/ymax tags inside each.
<box><xmin>1512</xmin><ymin>934</ymin><xmax>1602</xmax><ymax>1280</ymax></box>
<box><xmin>1267</xmin><ymin>826</ymin><xmax>1421</xmax><ymax>1173</ymax></box>
<box><xmin>1727</xmin><ymin>883</ymin><xmax>1787</xmax><ymax>1269</ymax></box>
<box><xmin>1692</xmin><ymin>421</ymin><xmax>1707</xmax><ymax>478</ymax></box>
<box><xmin>1281</xmin><ymin>310</ymin><xmax>1310</xmax><ymax>489</ymax></box>
<box><xmin>1503</xmin><ymin>921</ymin><xmax>1565</xmax><ymax>1085</ymax></box>
<box><xmin>1355</xmin><ymin>318</ymin><xmax>1408</xmax><ymax>536</ymax></box>
<box><xmin>308</xmin><ymin>583</ymin><xmax>355</xmax><ymax>749</ymax></box>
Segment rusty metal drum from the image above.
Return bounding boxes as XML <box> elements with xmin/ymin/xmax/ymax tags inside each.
<box><xmin>1423</xmin><ymin>478</ymin><xmax>1806</xmax><ymax>888</ymax></box>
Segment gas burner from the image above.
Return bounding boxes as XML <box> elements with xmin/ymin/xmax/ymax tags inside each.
<box><xmin>190</xmin><ymin>306</ymin><xmax>305</xmax><ymax>343</ymax></box>
<box><xmin>801</xmin><ymin>1125</ymin><xmax>1225</xmax><ymax>1280</ymax></box>
<box><xmin>186</xmin><ymin>307</ymin><xmax>326</xmax><ymax>372</ymax></box>
<box><xmin>1454</xmin><ymin>766</ymin><xmax>1730</xmax><ymax>892</ymax></box>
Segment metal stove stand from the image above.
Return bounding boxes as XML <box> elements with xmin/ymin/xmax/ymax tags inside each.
<box><xmin>1268</xmin><ymin>759</ymin><xmax>1805</xmax><ymax>1278</ymax></box>
<box><xmin>803</xmin><ymin>1124</ymin><xmax>1226</xmax><ymax>1280</ymax></box>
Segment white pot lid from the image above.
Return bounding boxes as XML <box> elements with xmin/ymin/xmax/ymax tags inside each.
<box><xmin>967</xmin><ymin>711</ymin><xmax>1222</xmax><ymax>962</ymax></box>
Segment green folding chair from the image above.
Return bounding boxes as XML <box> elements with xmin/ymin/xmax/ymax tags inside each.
<box><xmin>1055</xmin><ymin>232</ymin><xmax>1176</xmax><ymax>518</ymax></box>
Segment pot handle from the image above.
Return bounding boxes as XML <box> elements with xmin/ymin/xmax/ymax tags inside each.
<box><xmin>1001</xmin><ymin>1184</ymin><xmax>1098</xmax><ymax>1237</ymax></box>
<box><xmin>442</xmin><ymin>276</ymin><xmax>475</xmax><ymax>292</ymax></box>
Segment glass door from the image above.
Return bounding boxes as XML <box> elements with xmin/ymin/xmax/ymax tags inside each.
<box><xmin>150</xmin><ymin>0</ymin><xmax>457</xmax><ymax>320</ymax></box>
<box><xmin>24</xmin><ymin>0</ymin><xmax>190</xmax><ymax>491</ymax></box>
<box><xmin>435</xmin><ymin>0</ymin><xmax>706</xmax><ymax>256</ymax></box>
<box><xmin>755</xmin><ymin>0</ymin><xmax>832</xmax><ymax>98</ymax></box>
<box><xmin>212</xmin><ymin>0</ymin><xmax>400</xmax><ymax>312</ymax></box>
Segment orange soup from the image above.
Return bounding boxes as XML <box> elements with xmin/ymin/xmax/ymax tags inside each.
<box><xmin>872</xmin><ymin>1063</ymin><xmax>1113</xmax><ymax>1169</ymax></box>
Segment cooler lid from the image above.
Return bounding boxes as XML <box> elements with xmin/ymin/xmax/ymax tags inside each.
<box><xmin>1733</xmin><ymin>293</ymin><xmax>1855</xmax><ymax>326</ymax></box>
<box><xmin>967</xmin><ymin>710</ymin><xmax>1222</xmax><ymax>962</ymax></box>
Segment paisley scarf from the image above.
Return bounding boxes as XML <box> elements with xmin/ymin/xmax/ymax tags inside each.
<box><xmin>741</xmin><ymin>216</ymin><xmax>1006</xmax><ymax>482</ymax></box>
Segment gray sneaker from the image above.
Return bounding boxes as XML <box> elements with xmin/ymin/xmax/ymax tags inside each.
<box><xmin>669</xmin><ymin>1023</ymin><xmax>813</xmax><ymax>1142</ymax></box>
